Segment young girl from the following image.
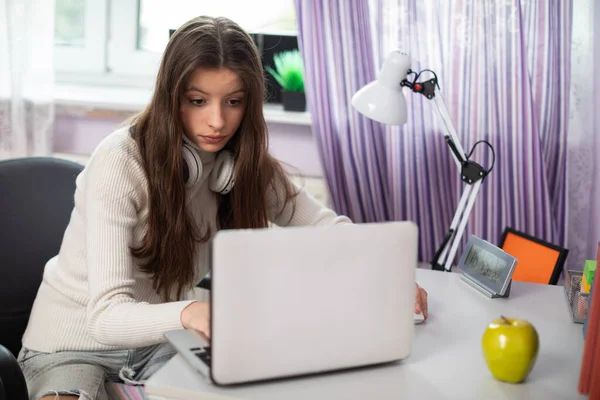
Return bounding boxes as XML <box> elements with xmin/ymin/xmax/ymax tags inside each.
<box><xmin>17</xmin><ymin>15</ymin><xmax>428</xmax><ymax>400</ymax></box>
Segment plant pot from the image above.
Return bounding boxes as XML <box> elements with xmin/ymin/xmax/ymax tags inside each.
<box><xmin>282</xmin><ymin>90</ymin><xmax>306</xmax><ymax>112</ymax></box>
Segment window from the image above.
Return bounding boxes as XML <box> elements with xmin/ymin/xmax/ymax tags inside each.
<box><xmin>138</xmin><ymin>0</ymin><xmax>297</xmax><ymax>53</ymax></box>
<box><xmin>54</xmin><ymin>0</ymin><xmax>298</xmax><ymax>90</ymax></box>
<box><xmin>54</xmin><ymin>0</ymin><xmax>107</xmax><ymax>74</ymax></box>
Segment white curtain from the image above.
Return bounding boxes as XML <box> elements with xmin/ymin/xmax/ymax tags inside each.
<box><xmin>567</xmin><ymin>0</ymin><xmax>600</xmax><ymax>268</ymax></box>
<box><xmin>0</xmin><ymin>0</ymin><xmax>55</xmax><ymax>159</ymax></box>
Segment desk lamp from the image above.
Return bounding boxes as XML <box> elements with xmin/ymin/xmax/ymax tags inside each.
<box><xmin>351</xmin><ymin>50</ymin><xmax>495</xmax><ymax>272</ymax></box>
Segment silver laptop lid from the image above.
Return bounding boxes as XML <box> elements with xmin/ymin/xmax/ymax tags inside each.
<box><xmin>209</xmin><ymin>221</ymin><xmax>418</xmax><ymax>385</ymax></box>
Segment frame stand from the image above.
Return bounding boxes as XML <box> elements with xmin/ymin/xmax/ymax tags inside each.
<box><xmin>461</xmin><ymin>275</ymin><xmax>512</xmax><ymax>298</ymax></box>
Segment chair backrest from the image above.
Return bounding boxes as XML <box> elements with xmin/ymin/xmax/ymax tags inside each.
<box><xmin>0</xmin><ymin>344</ymin><xmax>28</xmax><ymax>400</ymax></box>
<box><xmin>0</xmin><ymin>157</ymin><xmax>84</xmax><ymax>357</ymax></box>
<box><xmin>500</xmin><ymin>227</ymin><xmax>568</xmax><ymax>285</ymax></box>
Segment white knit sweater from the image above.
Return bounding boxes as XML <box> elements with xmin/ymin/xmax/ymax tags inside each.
<box><xmin>21</xmin><ymin>127</ymin><xmax>351</xmax><ymax>352</ymax></box>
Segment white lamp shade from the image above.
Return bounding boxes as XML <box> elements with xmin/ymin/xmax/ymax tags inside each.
<box><xmin>351</xmin><ymin>50</ymin><xmax>411</xmax><ymax>126</ymax></box>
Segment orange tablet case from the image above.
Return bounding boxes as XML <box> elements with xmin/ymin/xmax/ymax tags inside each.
<box><xmin>500</xmin><ymin>228</ymin><xmax>568</xmax><ymax>285</ymax></box>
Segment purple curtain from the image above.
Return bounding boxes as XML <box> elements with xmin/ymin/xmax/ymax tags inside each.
<box><xmin>295</xmin><ymin>0</ymin><xmax>572</xmax><ymax>265</ymax></box>
<box><xmin>567</xmin><ymin>0</ymin><xmax>600</xmax><ymax>269</ymax></box>
<box><xmin>293</xmin><ymin>0</ymin><xmax>392</xmax><ymax>222</ymax></box>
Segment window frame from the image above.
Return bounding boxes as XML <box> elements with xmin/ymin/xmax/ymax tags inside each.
<box><xmin>106</xmin><ymin>0</ymin><xmax>162</xmax><ymax>79</ymax></box>
<box><xmin>54</xmin><ymin>0</ymin><xmax>108</xmax><ymax>74</ymax></box>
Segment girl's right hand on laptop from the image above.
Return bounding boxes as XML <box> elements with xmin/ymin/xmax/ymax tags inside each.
<box><xmin>181</xmin><ymin>301</ymin><xmax>211</xmax><ymax>338</ymax></box>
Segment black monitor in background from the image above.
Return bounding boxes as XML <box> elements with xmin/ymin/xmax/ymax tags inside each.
<box><xmin>168</xmin><ymin>28</ymin><xmax>299</xmax><ymax>105</ymax></box>
<box><xmin>251</xmin><ymin>33</ymin><xmax>299</xmax><ymax>104</ymax></box>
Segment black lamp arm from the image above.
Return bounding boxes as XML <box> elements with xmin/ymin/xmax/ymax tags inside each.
<box><xmin>444</xmin><ymin>135</ymin><xmax>467</xmax><ymax>165</ymax></box>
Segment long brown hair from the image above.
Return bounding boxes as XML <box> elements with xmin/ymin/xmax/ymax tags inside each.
<box><xmin>129</xmin><ymin>16</ymin><xmax>298</xmax><ymax>301</ymax></box>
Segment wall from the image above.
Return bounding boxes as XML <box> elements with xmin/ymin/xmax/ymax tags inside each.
<box><xmin>52</xmin><ymin>108</ymin><xmax>332</xmax><ymax>206</ymax></box>
<box><xmin>53</xmin><ymin>112</ymin><xmax>323</xmax><ymax>177</ymax></box>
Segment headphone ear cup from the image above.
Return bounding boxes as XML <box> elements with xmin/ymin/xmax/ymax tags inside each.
<box><xmin>182</xmin><ymin>143</ymin><xmax>202</xmax><ymax>187</ymax></box>
<box><xmin>210</xmin><ymin>150</ymin><xmax>235</xmax><ymax>194</ymax></box>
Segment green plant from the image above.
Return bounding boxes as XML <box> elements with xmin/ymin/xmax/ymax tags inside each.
<box><xmin>265</xmin><ymin>49</ymin><xmax>305</xmax><ymax>93</ymax></box>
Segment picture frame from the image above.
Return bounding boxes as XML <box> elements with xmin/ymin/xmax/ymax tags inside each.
<box><xmin>457</xmin><ymin>235</ymin><xmax>518</xmax><ymax>298</ymax></box>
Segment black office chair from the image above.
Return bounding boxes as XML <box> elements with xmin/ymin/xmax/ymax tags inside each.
<box><xmin>0</xmin><ymin>157</ymin><xmax>84</xmax><ymax>400</ymax></box>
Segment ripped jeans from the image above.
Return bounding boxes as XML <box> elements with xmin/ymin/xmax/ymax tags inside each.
<box><xmin>17</xmin><ymin>343</ymin><xmax>176</xmax><ymax>400</ymax></box>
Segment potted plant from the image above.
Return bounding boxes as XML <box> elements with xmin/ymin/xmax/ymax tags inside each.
<box><xmin>265</xmin><ymin>49</ymin><xmax>306</xmax><ymax>112</ymax></box>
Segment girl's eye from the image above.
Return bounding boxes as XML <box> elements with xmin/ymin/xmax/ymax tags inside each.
<box><xmin>190</xmin><ymin>99</ymin><xmax>205</xmax><ymax>106</ymax></box>
<box><xmin>228</xmin><ymin>99</ymin><xmax>243</xmax><ymax>106</ymax></box>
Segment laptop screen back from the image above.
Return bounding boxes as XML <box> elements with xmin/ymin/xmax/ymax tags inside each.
<box><xmin>208</xmin><ymin>221</ymin><xmax>418</xmax><ymax>385</ymax></box>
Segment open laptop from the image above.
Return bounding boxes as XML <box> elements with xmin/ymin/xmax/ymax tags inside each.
<box><xmin>164</xmin><ymin>221</ymin><xmax>420</xmax><ymax>386</ymax></box>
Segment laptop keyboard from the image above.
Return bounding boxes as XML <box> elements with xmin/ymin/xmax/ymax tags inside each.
<box><xmin>190</xmin><ymin>346</ymin><xmax>211</xmax><ymax>366</ymax></box>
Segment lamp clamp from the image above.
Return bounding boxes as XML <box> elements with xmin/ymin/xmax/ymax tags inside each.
<box><xmin>461</xmin><ymin>159</ymin><xmax>488</xmax><ymax>185</ymax></box>
<box><xmin>400</xmin><ymin>69</ymin><xmax>440</xmax><ymax>100</ymax></box>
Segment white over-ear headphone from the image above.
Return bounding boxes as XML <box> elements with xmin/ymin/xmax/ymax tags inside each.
<box><xmin>182</xmin><ymin>142</ymin><xmax>236</xmax><ymax>194</ymax></box>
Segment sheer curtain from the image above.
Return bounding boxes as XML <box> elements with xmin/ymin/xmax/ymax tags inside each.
<box><xmin>0</xmin><ymin>0</ymin><xmax>55</xmax><ymax>159</ymax></box>
<box><xmin>567</xmin><ymin>0</ymin><xmax>600</xmax><ymax>268</ymax></box>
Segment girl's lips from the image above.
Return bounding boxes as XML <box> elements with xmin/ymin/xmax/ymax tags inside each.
<box><xmin>200</xmin><ymin>135</ymin><xmax>226</xmax><ymax>144</ymax></box>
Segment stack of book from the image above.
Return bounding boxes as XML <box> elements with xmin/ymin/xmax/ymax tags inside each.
<box><xmin>579</xmin><ymin>243</ymin><xmax>600</xmax><ymax>398</ymax></box>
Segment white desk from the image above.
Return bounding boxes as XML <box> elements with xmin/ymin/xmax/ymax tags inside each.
<box><xmin>145</xmin><ymin>269</ymin><xmax>587</xmax><ymax>400</ymax></box>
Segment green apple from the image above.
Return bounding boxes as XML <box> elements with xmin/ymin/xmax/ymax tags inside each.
<box><xmin>481</xmin><ymin>316</ymin><xmax>539</xmax><ymax>384</ymax></box>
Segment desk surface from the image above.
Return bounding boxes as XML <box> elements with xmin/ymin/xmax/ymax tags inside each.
<box><xmin>145</xmin><ymin>269</ymin><xmax>586</xmax><ymax>400</ymax></box>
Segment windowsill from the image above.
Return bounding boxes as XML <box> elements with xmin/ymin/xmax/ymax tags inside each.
<box><xmin>54</xmin><ymin>83</ymin><xmax>312</xmax><ymax>126</ymax></box>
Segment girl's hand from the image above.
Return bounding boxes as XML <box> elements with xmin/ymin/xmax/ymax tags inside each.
<box><xmin>415</xmin><ymin>283</ymin><xmax>428</xmax><ymax>320</ymax></box>
<box><xmin>181</xmin><ymin>301</ymin><xmax>211</xmax><ymax>338</ymax></box>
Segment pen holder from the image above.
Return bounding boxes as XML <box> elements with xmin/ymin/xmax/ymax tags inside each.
<box><xmin>564</xmin><ymin>269</ymin><xmax>590</xmax><ymax>324</ymax></box>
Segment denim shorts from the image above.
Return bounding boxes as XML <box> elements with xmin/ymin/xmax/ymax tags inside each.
<box><xmin>17</xmin><ymin>343</ymin><xmax>176</xmax><ymax>400</ymax></box>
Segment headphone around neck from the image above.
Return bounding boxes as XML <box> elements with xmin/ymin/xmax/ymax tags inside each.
<box><xmin>182</xmin><ymin>142</ymin><xmax>235</xmax><ymax>195</ymax></box>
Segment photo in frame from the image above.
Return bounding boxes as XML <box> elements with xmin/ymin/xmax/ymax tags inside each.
<box><xmin>457</xmin><ymin>235</ymin><xmax>517</xmax><ymax>298</ymax></box>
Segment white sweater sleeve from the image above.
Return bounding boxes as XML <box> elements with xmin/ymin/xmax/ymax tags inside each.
<box><xmin>84</xmin><ymin>140</ymin><xmax>195</xmax><ymax>348</ymax></box>
<box><xmin>268</xmin><ymin>177</ymin><xmax>352</xmax><ymax>227</ymax></box>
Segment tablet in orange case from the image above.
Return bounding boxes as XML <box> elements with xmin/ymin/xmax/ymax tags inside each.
<box><xmin>499</xmin><ymin>228</ymin><xmax>568</xmax><ymax>285</ymax></box>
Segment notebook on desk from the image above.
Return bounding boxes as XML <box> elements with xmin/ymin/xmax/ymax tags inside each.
<box><xmin>164</xmin><ymin>221</ymin><xmax>420</xmax><ymax>387</ymax></box>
